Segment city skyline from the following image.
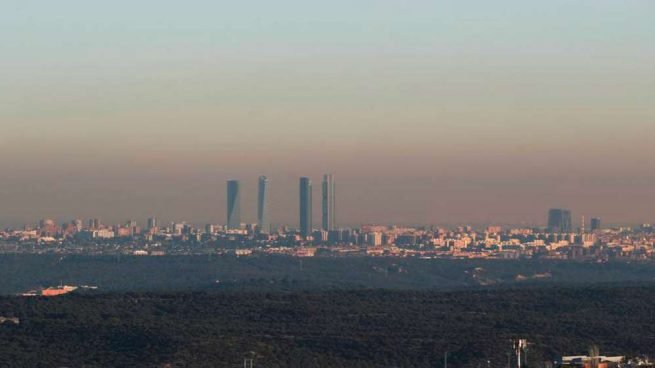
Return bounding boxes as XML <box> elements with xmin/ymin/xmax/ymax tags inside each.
<box><xmin>0</xmin><ymin>170</ymin><xmax>644</xmax><ymax>230</ymax></box>
<box><xmin>0</xmin><ymin>173</ymin><xmax>648</xmax><ymax>230</ymax></box>
<box><xmin>0</xmin><ymin>177</ymin><xmax>620</xmax><ymax>232</ymax></box>
<box><xmin>0</xmin><ymin>207</ymin><xmax>614</xmax><ymax>237</ymax></box>
<box><xmin>2</xmin><ymin>2</ymin><xmax>654</xmax><ymax>366</ymax></box>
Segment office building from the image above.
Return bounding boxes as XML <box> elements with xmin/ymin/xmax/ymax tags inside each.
<box><xmin>257</xmin><ymin>176</ymin><xmax>270</xmax><ymax>234</ymax></box>
<box><xmin>88</xmin><ymin>218</ymin><xmax>100</xmax><ymax>230</ymax></box>
<box><xmin>322</xmin><ymin>174</ymin><xmax>335</xmax><ymax>231</ymax></box>
<box><xmin>299</xmin><ymin>177</ymin><xmax>312</xmax><ymax>237</ymax></box>
<box><xmin>147</xmin><ymin>217</ymin><xmax>158</xmax><ymax>230</ymax></box>
<box><xmin>548</xmin><ymin>208</ymin><xmax>572</xmax><ymax>233</ymax></box>
<box><xmin>368</xmin><ymin>232</ymin><xmax>383</xmax><ymax>247</ymax></box>
<box><xmin>590</xmin><ymin>217</ymin><xmax>601</xmax><ymax>232</ymax></box>
<box><xmin>227</xmin><ymin>180</ymin><xmax>241</xmax><ymax>229</ymax></box>
<box><xmin>72</xmin><ymin>219</ymin><xmax>83</xmax><ymax>232</ymax></box>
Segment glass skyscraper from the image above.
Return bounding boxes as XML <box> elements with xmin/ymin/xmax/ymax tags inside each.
<box><xmin>547</xmin><ymin>208</ymin><xmax>572</xmax><ymax>233</ymax></box>
<box><xmin>226</xmin><ymin>180</ymin><xmax>241</xmax><ymax>229</ymax></box>
<box><xmin>322</xmin><ymin>174</ymin><xmax>335</xmax><ymax>231</ymax></box>
<box><xmin>590</xmin><ymin>217</ymin><xmax>601</xmax><ymax>231</ymax></box>
<box><xmin>257</xmin><ymin>176</ymin><xmax>270</xmax><ymax>234</ymax></box>
<box><xmin>299</xmin><ymin>177</ymin><xmax>312</xmax><ymax>237</ymax></box>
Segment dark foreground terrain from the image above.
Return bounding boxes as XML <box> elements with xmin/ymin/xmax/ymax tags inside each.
<box><xmin>3</xmin><ymin>254</ymin><xmax>655</xmax><ymax>294</ymax></box>
<box><xmin>1</xmin><ymin>286</ymin><xmax>654</xmax><ymax>367</ymax></box>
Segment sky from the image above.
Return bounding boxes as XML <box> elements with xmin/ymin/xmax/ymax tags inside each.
<box><xmin>1</xmin><ymin>0</ymin><xmax>654</xmax><ymax>228</ymax></box>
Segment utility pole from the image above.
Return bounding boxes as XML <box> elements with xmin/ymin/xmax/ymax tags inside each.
<box><xmin>444</xmin><ymin>351</ymin><xmax>448</xmax><ymax>368</ymax></box>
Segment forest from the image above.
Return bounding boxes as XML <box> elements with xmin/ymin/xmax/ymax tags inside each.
<box><xmin>1</xmin><ymin>285</ymin><xmax>654</xmax><ymax>367</ymax></box>
<box><xmin>2</xmin><ymin>254</ymin><xmax>655</xmax><ymax>295</ymax></box>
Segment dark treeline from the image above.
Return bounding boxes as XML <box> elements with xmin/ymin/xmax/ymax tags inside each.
<box><xmin>1</xmin><ymin>286</ymin><xmax>655</xmax><ymax>367</ymax></box>
<box><xmin>3</xmin><ymin>254</ymin><xmax>655</xmax><ymax>295</ymax></box>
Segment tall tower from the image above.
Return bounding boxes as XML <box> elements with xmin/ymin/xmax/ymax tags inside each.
<box><xmin>147</xmin><ymin>217</ymin><xmax>158</xmax><ymax>230</ymax></box>
<box><xmin>227</xmin><ymin>180</ymin><xmax>241</xmax><ymax>229</ymax></box>
<box><xmin>580</xmin><ymin>215</ymin><xmax>585</xmax><ymax>234</ymax></box>
<box><xmin>562</xmin><ymin>210</ymin><xmax>572</xmax><ymax>232</ymax></box>
<box><xmin>547</xmin><ymin>208</ymin><xmax>572</xmax><ymax>233</ymax></box>
<box><xmin>257</xmin><ymin>176</ymin><xmax>270</xmax><ymax>234</ymax></box>
<box><xmin>322</xmin><ymin>174</ymin><xmax>335</xmax><ymax>231</ymax></box>
<box><xmin>88</xmin><ymin>218</ymin><xmax>100</xmax><ymax>230</ymax></box>
<box><xmin>590</xmin><ymin>217</ymin><xmax>601</xmax><ymax>231</ymax></box>
<box><xmin>299</xmin><ymin>177</ymin><xmax>312</xmax><ymax>237</ymax></box>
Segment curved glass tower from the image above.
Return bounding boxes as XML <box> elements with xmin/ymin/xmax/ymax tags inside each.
<box><xmin>227</xmin><ymin>180</ymin><xmax>241</xmax><ymax>229</ymax></box>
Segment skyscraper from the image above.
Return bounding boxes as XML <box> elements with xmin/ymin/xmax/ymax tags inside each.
<box><xmin>88</xmin><ymin>218</ymin><xmax>100</xmax><ymax>230</ymax></box>
<box><xmin>547</xmin><ymin>208</ymin><xmax>572</xmax><ymax>233</ymax></box>
<box><xmin>322</xmin><ymin>174</ymin><xmax>335</xmax><ymax>231</ymax></box>
<box><xmin>147</xmin><ymin>217</ymin><xmax>158</xmax><ymax>230</ymax></box>
<box><xmin>257</xmin><ymin>176</ymin><xmax>270</xmax><ymax>234</ymax></box>
<box><xmin>299</xmin><ymin>177</ymin><xmax>312</xmax><ymax>237</ymax></box>
<box><xmin>226</xmin><ymin>180</ymin><xmax>241</xmax><ymax>229</ymax></box>
<box><xmin>590</xmin><ymin>217</ymin><xmax>601</xmax><ymax>231</ymax></box>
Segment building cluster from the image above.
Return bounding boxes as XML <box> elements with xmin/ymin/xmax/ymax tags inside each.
<box><xmin>516</xmin><ymin>341</ymin><xmax>654</xmax><ymax>368</ymax></box>
<box><xmin>4</xmin><ymin>197</ymin><xmax>655</xmax><ymax>261</ymax></box>
<box><xmin>507</xmin><ymin>340</ymin><xmax>654</xmax><ymax>368</ymax></box>
<box><xmin>225</xmin><ymin>174</ymin><xmax>335</xmax><ymax>237</ymax></box>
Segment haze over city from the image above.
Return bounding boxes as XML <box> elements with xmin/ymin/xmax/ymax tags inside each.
<box><xmin>4</xmin><ymin>2</ymin><xmax>655</xmax><ymax>367</ymax></box>
<box><xmin>1</xmin><ymin>1</ymin><xmax>654</xmax><ymax>227</ymax></box>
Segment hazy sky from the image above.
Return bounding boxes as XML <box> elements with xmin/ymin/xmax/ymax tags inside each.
<box><xmin>1</xmin><ymin>1</ymin><xmax>654</xmax><ymax>228</ymax></box>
